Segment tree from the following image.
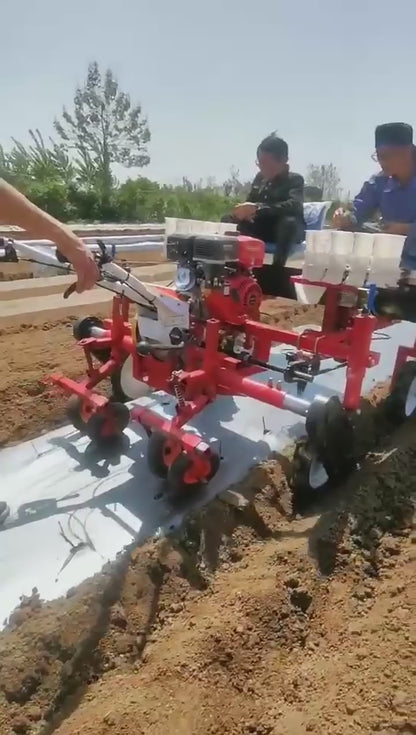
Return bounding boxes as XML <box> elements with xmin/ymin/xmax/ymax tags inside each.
<box><xmin>306</xmin><ymin>163</ymin><xmax>342</xmax><ymax>200</ymax></box>
<box><xmin>54</xmin><ymin>62</ymin><xmax>150</xmax><ymax>200</ymax></box>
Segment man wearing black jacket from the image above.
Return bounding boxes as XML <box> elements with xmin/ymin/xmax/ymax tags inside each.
<box><xmin>229</xmin><ymin>133</ymin><xmax>305</xmax><ymax>266</ymax></box>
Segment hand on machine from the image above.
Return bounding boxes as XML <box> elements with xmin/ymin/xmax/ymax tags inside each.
<box><xmin>9</xmin><ymin>230</ymin><xmax>416</xmax><ymax>510</ymax></box>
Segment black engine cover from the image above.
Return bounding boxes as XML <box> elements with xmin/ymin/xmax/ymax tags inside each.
<box><xmin>166</xmin><ymin>234</ymin><xmax>239</xmax><ymax>264</ymax></box>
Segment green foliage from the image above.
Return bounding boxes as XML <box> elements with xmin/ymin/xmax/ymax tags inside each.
<box><xmin>1</xmin><ymin>137</ymin><xmax>242</xmax><ymax>222</ymax></box>
<box><xmin>113</xmin><ymin>178</ymin><xmax>239</xmax><ymax>223</ymax></box>
<box><xmin>0</xmin><ymin>130</ymin><xmax>79</xmax><ymax>220</ymax></box>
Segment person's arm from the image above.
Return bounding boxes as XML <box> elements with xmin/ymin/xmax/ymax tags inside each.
<box><xmin>351</xmin><ymin>176</ymin><xmax>380</xmax><ymax>226</ymax></box>
<box><xmin>255</xmin><ymin>173</ymin><xmax>304</xmax><ymax>219</ymax></box>
<box><xmin>231</xmin><ymin>174</ymin><xmax>264</xmax><ymax>221</ymax></box>
<box><xmin>383</xmin><ymin>222</ymin><xmax>412</xmax><ymax>235</ymax></box>
<box><xmin>0</xmin><ymin>179</ymin><xmax>99</xmax><ymax>292</ymax></box>
<box><xmin>399</xmin><ymin>222</ymin><xmax>416</xmax><ymax>270</ymax></box>
<box><xmin>333</xmin><ymin>176</ymin><xmax>380</xmax><ymax>230</ymax></box>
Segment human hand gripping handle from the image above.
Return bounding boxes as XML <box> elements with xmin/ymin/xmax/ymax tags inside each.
<box><xmin>64</xmin><ymin>242</ymin><xmax>100</xmax><ymax>293</ymax></box>
<box><xmin>0</xmin><ymin>178</ymin><xmax>99</xmax><ymax>293</ymax></box>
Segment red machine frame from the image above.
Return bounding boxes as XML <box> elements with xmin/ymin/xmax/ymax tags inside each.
<box><xmin>49</xmin><ymin>274</ymin><xmax>394</xmax><ymax>489</ymax></box>
<box><xmin>391</xmin><ymin>340</ymin><xmax>416</xmax><ymax>384</ymax></box>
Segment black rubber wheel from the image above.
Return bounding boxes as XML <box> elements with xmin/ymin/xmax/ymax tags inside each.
<box><xmin>166</xmin><ymin>454</ymin><xmax>202</xmax><ymax>499</ymax></box>
<box><xmin>66</xmin><ymin>395</ymin><xmax>89</xmax><ymax>433</ymax></box>
<box><xmin>206</xmin><ymin>451</ymin><xmax>221</xmax><ymax>481</ymax></box>
<box><xmin>306</xmin><ymin>396</ymin><xmax>353</xmax><ymax>457</ymax></box>
<box><xmin>305</xmin><ymin>395</ymin><xmax>360</xmax><ymax>477</ymax></box>
<box><xmin>290</xmin><ymin>438</ymin><xmax>329</xmax><ymax>510</ymax></box>
<box><xmin>384</xmin><ymin>361</ymin><xmax>416</xmax><ymax>424</ymax></box>
<box><xmin>166</xmin><ymin>451</ymin><xmax>220</xmax><ymax>500</ymax></box>
<box><xmin>147</xmin><ymin>431</ymin><xmax>175</xmax><ymax>478</ymax></box>
<box><xmin>72</xmin><ymin>315</ymin><xmax>104</xmax><ymax>341</ymax></box>
<box><xmin>72</xmin><ymin>316</ymin><xmax>111</xmax><ymax>363</ymax></box>
<box><xmin>110</xmin><ymin>367</ymin><xmax>129</xmax><ymax>403</ymax></box>
<box><xmin>86</xmin><ymin>402</ymin><xmax>130</xmax><ymax>443</ymax></box>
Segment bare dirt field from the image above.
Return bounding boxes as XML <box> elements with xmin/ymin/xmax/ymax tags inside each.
<box><xmin>0</xmin><ymin>299</ymin><xmax>414</xmax><ymax>735</ymax></box>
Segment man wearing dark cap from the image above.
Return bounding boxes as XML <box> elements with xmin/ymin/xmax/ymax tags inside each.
<box><xmin>226</xmin><ymin>133</ymin><xmax>305</xmax><ymax>266</ymax></box>
<box><xmin>333</xmin><ymin>123</ymin><xmax>416</xmax><ymax>256</ymax></box>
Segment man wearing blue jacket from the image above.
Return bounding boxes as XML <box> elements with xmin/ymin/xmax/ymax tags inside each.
<box><xmin>333</xmin><ymin>122</ymin><xmax>416</xmax><ymax>271</ymax></box>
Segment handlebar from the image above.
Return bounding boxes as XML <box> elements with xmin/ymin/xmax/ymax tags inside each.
<box><xmin>3</xmin><ymin>237</ymin><xmax>116</xmax><ymax>300</ymax></box>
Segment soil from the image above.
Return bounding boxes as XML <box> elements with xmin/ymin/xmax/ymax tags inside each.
<box><xmin>0</xmin><ymin>298</ymin><xmax>414</xmax><ymax>735</ymax></box>
<box><xmin>0</xmin><ymin>315</ymin><xmax>106</xmax><ymax>447</ymax></box>
<box><xmin>0</xmin><ymin>271</ymin><xmax>33</xmax><ymax>282</ymax></box>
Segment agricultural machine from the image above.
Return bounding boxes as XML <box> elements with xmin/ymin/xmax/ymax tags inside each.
<box><xmin>11</xmin><ymin>227</ymin><xmax>416</xmax><ymax>507</ymax></box>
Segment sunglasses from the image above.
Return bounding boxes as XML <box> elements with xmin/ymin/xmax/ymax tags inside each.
<box><xmin>371</xmin><ymin>148</ymin><xmax>410</xmax><ymax>162</ymax></box>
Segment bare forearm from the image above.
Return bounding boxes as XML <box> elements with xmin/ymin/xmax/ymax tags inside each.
<box><xmin>382</xmin><ymin>221</ymin><xmax>412</xmax><ymax>236</ymax></box>
<box><xmin>0</xmin><ymin>179</ymin><xmax>84</xmax><ymax>257</ymax></box>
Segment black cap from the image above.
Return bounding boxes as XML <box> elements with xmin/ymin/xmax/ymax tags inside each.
<box><xmin>375</xmin><ymin>122</ymin><xmax>413</xmax><ymax>148</ymax></box>
<box><xmin>257</xmin><ymin>133</ymin><xmax>288</xmax><ymax>160</ymax></box>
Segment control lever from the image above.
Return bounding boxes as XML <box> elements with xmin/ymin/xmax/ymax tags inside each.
<box><xmin>96</xmin><ymin>239</ymin><xmax>116</xmax><ymax>264</ymax></box>
<box><xmin>0</xmin><ymin>239</ymin><xmax>18</xmax><ymax>263</ymax></box>
<box><xmin>62</xmin><ymin>239</ymin><xmax>115</xmax><ymax>298</ymax></box>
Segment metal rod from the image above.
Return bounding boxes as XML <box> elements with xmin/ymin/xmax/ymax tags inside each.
<box><xmin>239</xmin><ymin>356</ymin><xmax>314</xmax><ymax>384</ymax></box>
<box><xmin>215</xmin><ymin>366</ymin><xmax>310</xmax><ymax>417</ymax></box>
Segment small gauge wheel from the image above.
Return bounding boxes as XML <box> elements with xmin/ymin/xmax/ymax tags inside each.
<box><xmin>147</xmin><ymin>431</ymin><xmax>179</xmax><ymax>478</ymax></box>
<box><xmin>66</xmin><ymin>395</ymin><xmax>91</xmax><ymax>432</ymax></box>
<box><xmin>166</xmin><ymin>451</ymin><xmax>220</xmax><ymax>500</ymax></box>
<box><xmin>85</xmin><ymin>402</ymin><xmax>130</xmax><ymax>443</ymax></box>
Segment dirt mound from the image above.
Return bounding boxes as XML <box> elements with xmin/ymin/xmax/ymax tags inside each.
<box><xmin>51</xmin><ymin>427</ymin><xmax>416</xmax><ymax>735</ymax></box>
<box><xmin>0</xmin><ymin>424</ymin><xmax>414</xmax><ymax>735</ymax></box>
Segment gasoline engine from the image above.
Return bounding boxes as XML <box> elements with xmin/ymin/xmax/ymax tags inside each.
<box><xmin>165</xmin><ymin>233</ymin><xmax>265</xmax><ymax>324</ymax></box>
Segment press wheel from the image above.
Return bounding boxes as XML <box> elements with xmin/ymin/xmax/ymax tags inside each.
<box><xmin>290</xmin><ymin>438</ymin><xmax>329</xmax><ymax>509</ymax></box>
<box><xmin>385</xmin><ymin>361</ymin><xmax>416</xmax><ymax>424</ymax></box>
<box><xmin>166</xmin><ymin>451</ymin><xmax>220</xmax><ymax>500</ymax></box>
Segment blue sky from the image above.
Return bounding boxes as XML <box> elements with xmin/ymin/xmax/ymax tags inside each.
<box><xmin>2</xmin><ymin>0</ymin><xmax>416</xmax><ymax>195</ymax></box>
